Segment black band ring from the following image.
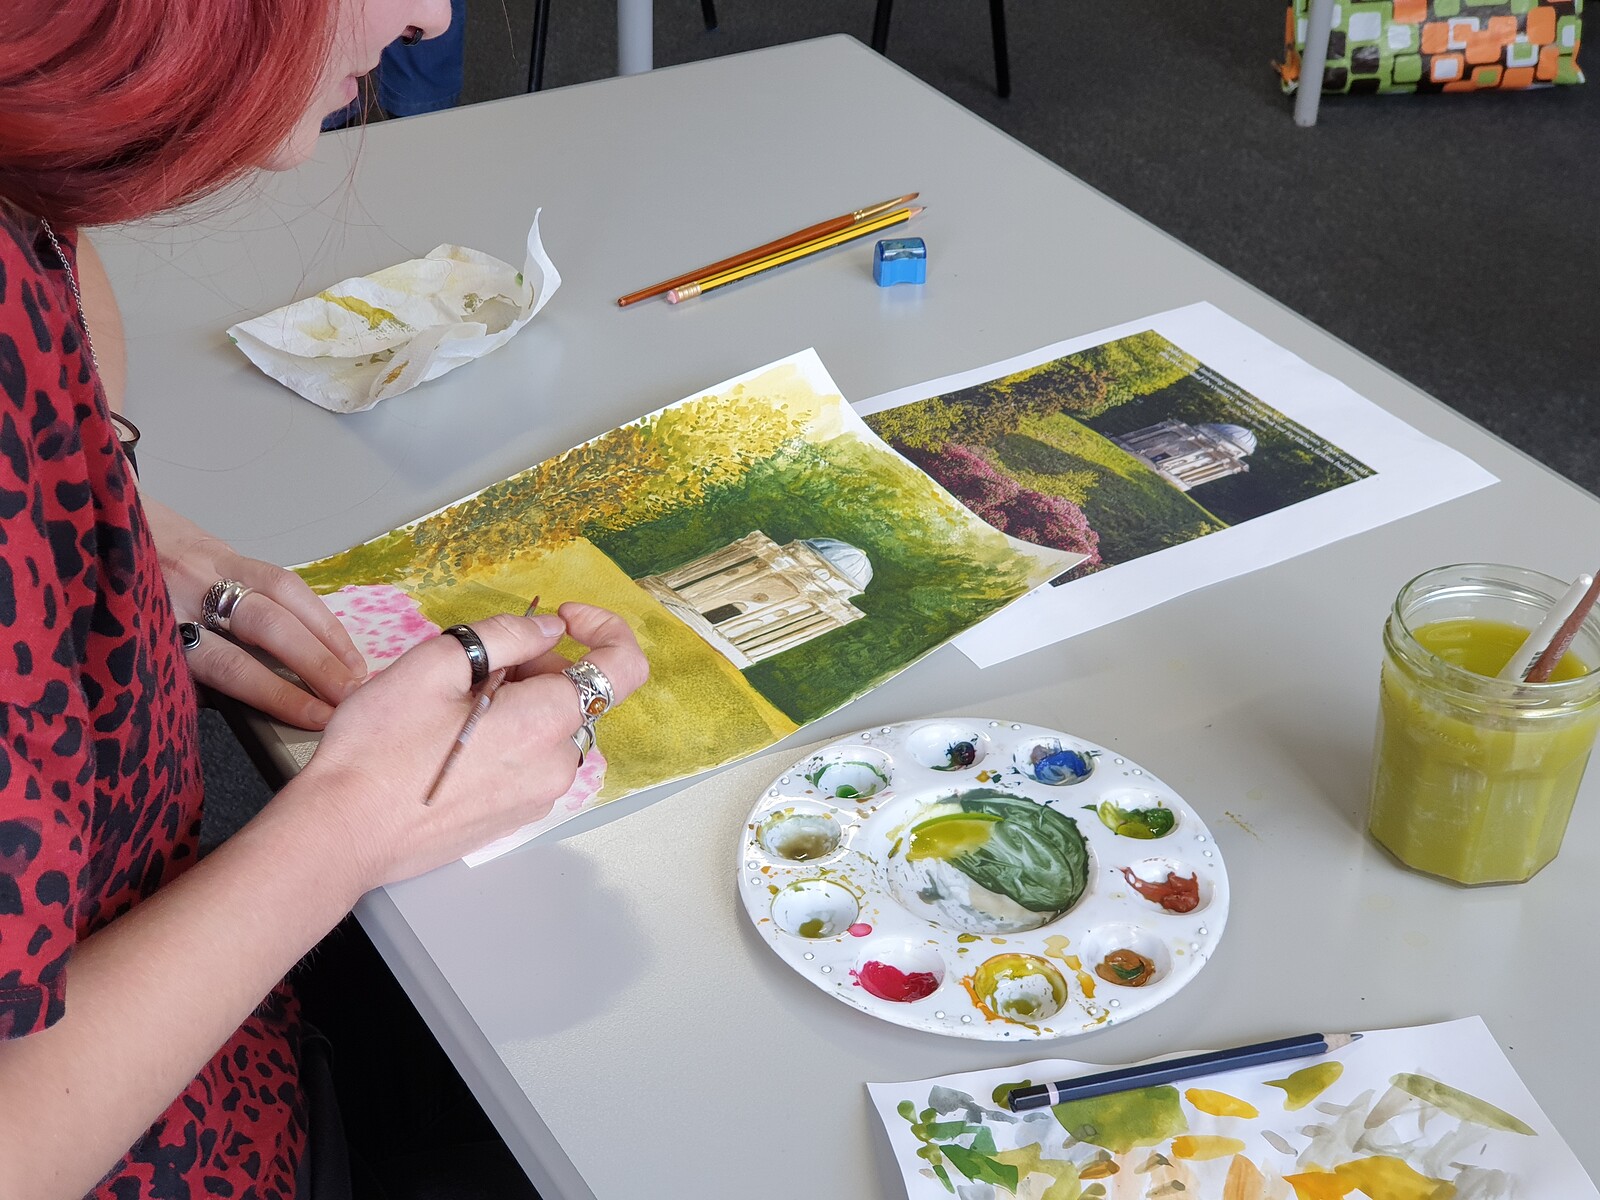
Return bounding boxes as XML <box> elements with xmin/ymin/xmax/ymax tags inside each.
<box><xmin>442</xmin><ymin>625</ymin><xmax>491</xmax><ymax>686</ymax></box>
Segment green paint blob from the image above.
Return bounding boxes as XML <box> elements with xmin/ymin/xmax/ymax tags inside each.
<box><xmin>1391</xmin><ymin>1072</ymin><xmax>1537</xmax><ymax>1135</ymax></box>
<box><xmin>1094</xmin><ymin>799</ymin><xmax>1175</xmax><ymax>839</ymax></box>
<box><xmin>1265</xmin><ymin>1061</ymin><xmax>1343</xmax><ymax>1110</ymax></box>
<box><xmin>797</xmin><ymin>918</ymin><xmax>825</xmax><ymax>938</ymax></box>
<box><xmin>1051</xmin><ymin>1086</ymin><xmax>1187</xmax><ymax>1153</ymax></box>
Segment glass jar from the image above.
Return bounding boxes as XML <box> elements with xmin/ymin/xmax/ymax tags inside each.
<box><xmin>1367</xmin><ymin>564</ymin><xmax>1600</xmax><ymax>885</ymax></box>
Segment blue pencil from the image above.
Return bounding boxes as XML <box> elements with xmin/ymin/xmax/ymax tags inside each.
<box><xmin>1004</xmin><ymin>1032</ymin><xmax>1361</xmax><ymax>1112</ymax></box>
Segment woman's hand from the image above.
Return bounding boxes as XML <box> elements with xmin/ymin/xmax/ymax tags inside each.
<box><xmin>143</xmin><ymin>499</ymin><xmax>368</xmax><ymax>729</ymax></box>
<box><xmin>291</xmin><ymin>602</ymin><xmax>649</xmax><ymax>888</ymax></box>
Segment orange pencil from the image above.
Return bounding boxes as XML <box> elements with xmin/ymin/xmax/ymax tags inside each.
<box><xmin>616</xmin><ymin>193</ymin><xmax>918</xmax><ymax>307</ymax></box>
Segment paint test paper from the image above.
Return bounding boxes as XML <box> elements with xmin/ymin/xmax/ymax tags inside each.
<box><xmin>227</xmin><ymin>210</ymin><xmax>560</xmax><ymax>413</ymax></box>
<box><xmin>869</xmin><ymin>1016</ymin><xmax>1597</xmax><ymax>1199</ymax></box>
<box><xmin>855</xmin><ymin>303</ymin><xmax>1498</xmax><ymax>668</ymax></box>
<box><xmin>294</xmin><ymin>351</ymin><xmax>1080</xmax><ymax>864</ymax></box>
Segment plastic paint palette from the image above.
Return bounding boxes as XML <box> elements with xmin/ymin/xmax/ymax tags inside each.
<box><xmin>736</xmin><ymin>719</ymin><xmax>1230</xmax><ymax>1040</ymax></box>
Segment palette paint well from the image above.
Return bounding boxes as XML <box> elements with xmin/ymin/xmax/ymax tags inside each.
<box><xmin>736</xmin><ymin>719</ymin><xmax>1230</xmax><ymax>1040</ymax></box>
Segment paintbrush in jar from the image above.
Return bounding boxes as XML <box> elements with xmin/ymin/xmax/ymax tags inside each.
<box><xmin>1522</xmin><ymin>572</ymin><xmax>1600</xmax><ymax>684</ymax></box>
<box><xmin>423</xmin><ymin>595</ymin><xmax>538</xmax><ymax>805</ymax></box>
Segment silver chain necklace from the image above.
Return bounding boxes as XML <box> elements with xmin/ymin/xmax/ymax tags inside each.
<box><xmin>38</xmin><ymin>217</ymin><xmax>101</xmax><ymax>373</ymax></box>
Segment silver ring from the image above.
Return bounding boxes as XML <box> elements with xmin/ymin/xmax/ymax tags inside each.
<box><xmin>178</xmin><ymin>622</ymin><xmax>202</xmax><ymax>651</ymax></box>
<box><xmin>201</xmin><ymin>580</ymin><xmax>254</xmax><ymax>634</ymax></box>
<box><xmin>571</xmin><ymin>721</ymin><xmax>596</xmax><ymax>768</ymax></box>
<box><xmin>562</xmin><ymin>659</ymin><xmax>615</xmax><ymax>721</ymax></box>
<box><xmin>441</xmin><ymin>625</ymin><xmax>491</xmax><ymax>686</ymax></box>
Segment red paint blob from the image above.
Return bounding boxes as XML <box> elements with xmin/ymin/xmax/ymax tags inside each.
<box><xmin>1120</xmin><ymin>866</ymin><xmax>1200</xmax><ymax>913</ymax></box>
<box><xmin>851</xmin><ymin>960</ymin><xmax>940</xmax><ymax>1002</ymax></box>
<box><xmin>848</xmin><ymin>922</ymin><xmax>873</xmax><ymax>937</ymax></box>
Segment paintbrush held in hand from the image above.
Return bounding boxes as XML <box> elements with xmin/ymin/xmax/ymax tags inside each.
<box><xmin>423</xmin><ymin>596</ymin><xmax>537</xmax><ymax>805</ymax></box>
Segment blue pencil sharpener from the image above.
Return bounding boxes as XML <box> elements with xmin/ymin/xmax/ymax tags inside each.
<box><xmin>873</xmin><ymin>237</ymin><xmax>927</xmax><ymax>287</ymax></box>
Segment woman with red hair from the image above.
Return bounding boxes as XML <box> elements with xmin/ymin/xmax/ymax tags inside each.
<box><xmin>0</xmin><ymin>4</ymin><xmax>648</xmax><ymax>1197</ymax></box>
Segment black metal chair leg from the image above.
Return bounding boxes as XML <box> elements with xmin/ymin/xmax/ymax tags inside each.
<box><xmin>871</xmin><ymin>0</ymin><xmax>894</xmax><ymax>53</ymax></box>
<box><xmin>527</xmin><ymin>0</ymin><xmax>551</xmax><ymax>92</ymax></box>
<box><xmin>702</xmin><ymin>0</ymin><xmax>718</xmax><ymax>31</ymax></box>
<box><xmin>989</xmin><ymin>0</ymin><xmax>1011</xmax><ymax>98</ymax></box>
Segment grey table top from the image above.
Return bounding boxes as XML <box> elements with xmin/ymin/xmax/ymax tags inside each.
<box><xmin>98</xmin><ymin>36</ymin><xmax>1600</xmax><ymax>1198</ymax></box>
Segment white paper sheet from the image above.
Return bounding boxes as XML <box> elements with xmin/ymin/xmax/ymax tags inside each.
<box><xmin>854</xmin><ymin>304</ymin><xmax>1497</xmax><ymax>668</ymax></box>
<box><xmin>868</xmin><ymin>1016</ymin><xmax>1596</xmax><ymax>1199</ymax></box>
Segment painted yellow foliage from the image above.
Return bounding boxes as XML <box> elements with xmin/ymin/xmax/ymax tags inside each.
<box><xmin>1185</xmin><ymin>1089</ymin><xmax>1259</xmax><ymax>1119</ymax></box>
<box><xmin>405</xmin><ymin>537</ymin><xmax>797</xmax><ymax>798</ymax></box>
<box><xmin>410</xmin><ymin>363</ymin><xmax>828</xmax><ymax>576</ymax></box>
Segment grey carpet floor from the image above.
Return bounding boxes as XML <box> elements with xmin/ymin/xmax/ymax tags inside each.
<box><xmin>205</xmin><ymin>0</ymin><xmax>1597</xmax><ymax>853</ymax></box>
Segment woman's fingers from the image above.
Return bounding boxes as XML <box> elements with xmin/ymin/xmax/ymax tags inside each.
<box><xmin>221</xmin><ymin>588</ymin><xmax>364</xmax><ymax>705</ymax></box>
<box><xmin>551</xmin><ymin>601</ymin><xmax>650</xmax><ymax>701</ymax></box>
<box><xmin>251</xmin><ymin>566</ymin><xmax>368</xmax><ymax>675</ymax></box>
<box><xmin>186</xmin><ymin>630</ymin><xmax>337</xmax><ymax>729</ymax></box>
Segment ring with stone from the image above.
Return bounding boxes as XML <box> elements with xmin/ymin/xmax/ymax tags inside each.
<box><xmin>201</xmin><ymin>579</ymin><xmax>255</xmax><ymax>634</ymax></box>
<box><xmin>571</xmin><ymin>721</ymin><xmax>596</xmax><ymax>767</ymax></box>
<box><xmin>441</xmin><ymin>625</ymin><xmax>492</xmax><ymax>686</ymax></box>
<box><xmin>562</xmin><ymin>659</ymin><xmax>615</xmax><ymax>721</ymax></box>
<box><xmin>179</xmin><ymin>622</ymin><xmax>202</xmax><ymax>652</ymax></box>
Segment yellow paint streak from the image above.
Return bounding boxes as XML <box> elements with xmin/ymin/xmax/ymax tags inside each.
<box><xmin>1185</xmin><ymin>1088</ymin><xmax>1259</xmax><ymax>1118</ymax></box>
<box><xmin>1041</xmin><ymin>935</ymin><xmax>1072</xmax><ymax>959</ymax></box>
<box><xmin>319</xmin><ymin>292</ymin><xmax>406</xmax><ymax>330</ymax></box>
<box><xmin>1172</xmin><ymin>1135</ymin><xmax>1246</xmax><ymax>1161</ymax></box>
<box><xmin>1333</xmin><ymin>1156</ymin><xmax>1456</xmax><ymax>1200</ymax></box>
<box><xmin>1222</xmin><ymin>1154</ymin><xmax>1267</xmax><ymax>1200</ymax></box>
<box><xmin>409</xmin><ymin>538</ymin><xmax>797</xmax><ymax>799</ymax></box>
<box><xmin>1223</xmin><ymin>810</ymin><xmax>1261</xmax><ymax>839</ymax></box>
<box><xmin>1266</xmin><ymin>1061</ymin><xmax>1344</xmax><ymax>1110</ymax></box>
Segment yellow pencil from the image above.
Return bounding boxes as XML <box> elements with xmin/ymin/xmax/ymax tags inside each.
<box><xmin>666</xmin><ymin>206</ymin><xmax>924</xmax><ymax>303</ymax></box>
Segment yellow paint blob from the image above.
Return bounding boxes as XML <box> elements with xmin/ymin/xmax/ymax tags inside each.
<box><xmin>906</xmin><ymin>812</ymin><xmax>1001</xmax><ymax>861</ymax></box>
<box><xmin>1185</xmin><ymin>1088</ymin><xmax>1259</xmax><ymax>1119</ymax></box>
<box><xmin>994</xmin><ymin>1143</ymin><xmax>1081</xmax><ymax>1200</ymax></box>
<box><xmin>1266</xmin><ymin>1061</ymin><xmax>1344</xmax><ymax>1110</ymax></box>
<box><xmin>320</xmin><ymin>292</ymin><xmax>405</xmax><ymax>330</ymax></box>
<box><xmin>1041</xmin><ymin>934</ymin><xmax>1073</xmax><ymax>959</ymax></box>
<box><xmin>1171</xmin><ymin>1135</ymin><xmax>1246</xmax><ymax>1161</ymax></box>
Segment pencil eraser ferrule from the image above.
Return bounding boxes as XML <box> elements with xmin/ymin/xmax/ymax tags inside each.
<box><xmin>874</xmin><ymin>237</ymin><xmax>927</xmax><ymax>287</ymax></box>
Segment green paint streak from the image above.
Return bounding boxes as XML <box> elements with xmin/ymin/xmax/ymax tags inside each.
<box><xmin>993</xmin><ymin>1079</ymin><xmax>1032</xmax><ymax>1109</ymax></box>
<box><xmin>1094</xmin><ymin>799</ymin><xmax>1175</xmax><ymax>839</ymax></box>
<box><xmin>1265</xmin><ymin>1062</ymin><xmax>1343</xmax><ymax>1110</ymax></box>
<box><xmin>1391</xmin><ymin>1073</ymin><xmax>1537</xmax><ymax>1135</ymax></box>
<box><xmin>1051</xmin><ymin>1086</ymin><xmax>1187</xmax><ymax>1153</ymax></box>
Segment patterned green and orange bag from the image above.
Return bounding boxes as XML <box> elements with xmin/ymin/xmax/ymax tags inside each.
<box><xmin>1280</xmin><ymin>0</ymin><xmax>1583</xmax><ymax>93</ymax></box>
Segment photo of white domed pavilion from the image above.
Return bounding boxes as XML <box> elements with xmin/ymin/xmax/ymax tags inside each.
<box><xmin>864</xmin><ymin>328</ymin><xmax>1374</xmax><ymax>584</ymax></box>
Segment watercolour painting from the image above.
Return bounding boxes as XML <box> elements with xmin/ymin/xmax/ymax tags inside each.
<box><xmin>855</xmin><ymin>304</ymin><xmax>1497</xmax><ymax>668</ymax></box>
<box><xmin>868</xmin><ymin>1017</ymin><xmax>1598</xmax><ymax>1200</ymax></box>
<box><xmin>296</xmin><ymin>351</ymin><xmax>1078</xmax><ymax>859</ymax></box>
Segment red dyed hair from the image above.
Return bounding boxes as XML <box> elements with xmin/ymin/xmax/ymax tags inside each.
<box><xmin>0</xmin><ymin>1</ymin><xmax>340</xmax><ymax>226</ymax></box>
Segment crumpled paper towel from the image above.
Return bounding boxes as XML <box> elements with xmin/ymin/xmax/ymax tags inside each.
<box><xmin>227</xmin><ymin>210</ymin><xmax>560</xmax><ymax>413</ymax></box>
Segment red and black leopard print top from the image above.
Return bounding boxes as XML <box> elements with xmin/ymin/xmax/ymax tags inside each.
<box><xmin>0</xmin><ymin>212</ymin><xmax>305</xmax><ymax>1197</ymax></box>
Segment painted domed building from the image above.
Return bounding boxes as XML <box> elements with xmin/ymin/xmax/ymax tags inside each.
<box><xmin>1110</xmin><ymin>419</ymin><xmax>1257</xmax><ymax>492</ymax></box>
<box><xmin>635</xmin><ymin>531</ymin><xmax>872</xmax><ymax>668</ymax></box>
